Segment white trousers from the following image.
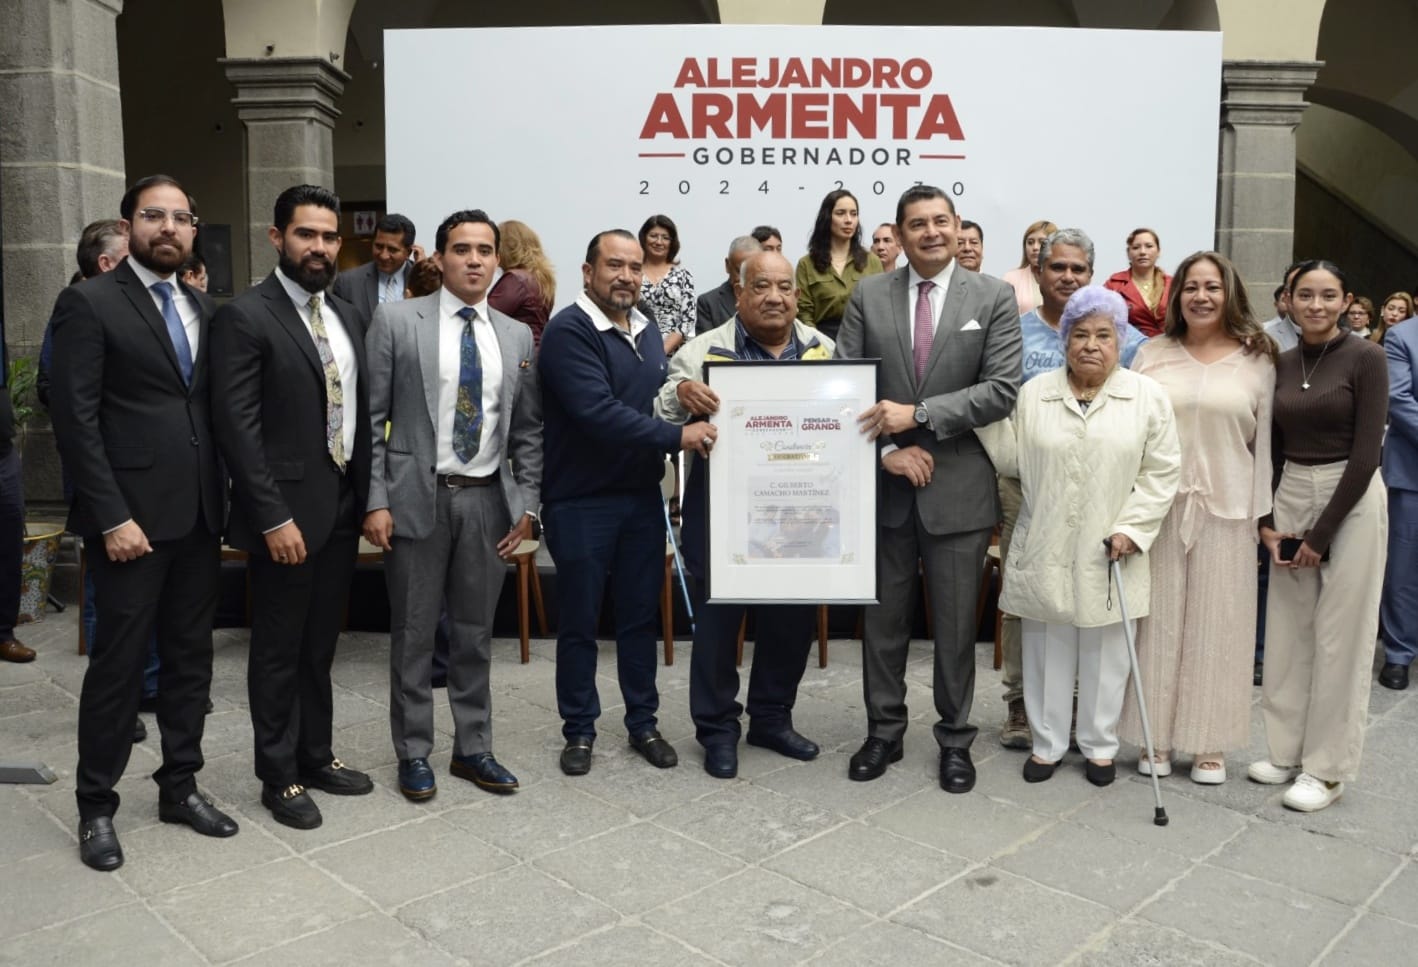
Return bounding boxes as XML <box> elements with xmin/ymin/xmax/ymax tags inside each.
<box><xmin>1022</xmin><ymin>619</ymin><xmax>1133</xmax><ymax>761</ymax></box>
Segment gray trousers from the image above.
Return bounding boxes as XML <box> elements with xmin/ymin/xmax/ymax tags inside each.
<box><xmin>862</xmin><ymin>512</ymin><xmax>992</xmax><ymax>749</ymax></box>
<box><xmin>387</xmin><ymin>483</ymin><xmax>510</xmax><ymax>760</ymax></box>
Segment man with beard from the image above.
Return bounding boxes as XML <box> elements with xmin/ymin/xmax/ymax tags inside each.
<box><xmin>538</xmin><ymin>230</ymin><xmax>716</xmax><ymax>776</ymax></box>
<box><xmin>51</xmin><ymin>174</ymin><xmax>232</xmax><ymax>871</ymax></box>
<box><xmin>211</xmin><ymin>185</ymin><xmax>373</xmax><ymax>830</ymax></box>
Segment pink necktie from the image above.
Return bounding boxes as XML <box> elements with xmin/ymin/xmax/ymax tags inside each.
<box><xmin>913</xmin><ymin>280</ymin><xmax>936</xmax><ymax>383</ymax></box>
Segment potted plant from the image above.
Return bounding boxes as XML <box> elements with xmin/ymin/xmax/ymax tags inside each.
<box><xmin>9</xmin><ymin>356</ymin><xmax>64</xmax><ymax>623</ymax></box>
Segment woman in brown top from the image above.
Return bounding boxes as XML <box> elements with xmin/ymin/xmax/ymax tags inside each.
<box><xmin>1249</xmin><ymin>260</ymin><xmax>1389</xmax><ymax>813</ymax></box>
<box><xmin>794</xmin><ymin>188</ymin><xmax>882</xmax><ymax>342</ymax></box>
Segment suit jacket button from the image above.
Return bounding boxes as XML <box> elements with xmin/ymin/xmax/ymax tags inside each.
<box><xmin>190</xmin><ymin>436</ymin><xmax>199</xmax><ymax>446</ymax></box>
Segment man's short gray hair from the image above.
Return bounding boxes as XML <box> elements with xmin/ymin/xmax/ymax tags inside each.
<box><xmin>1037</xmin><ymin>228</ymin><xmax>1095</xmax><ymax>272</ymax></box>
<box><xmin>727</xmin><ymin>235</ymin><xmax>762</xmax><ymax>258</ymax></box>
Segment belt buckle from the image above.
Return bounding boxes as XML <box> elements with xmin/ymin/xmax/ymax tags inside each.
<box><xmin>442</xmin><ymin>474</ymin><xmax>460</xmax><ymax>489</ymax></box>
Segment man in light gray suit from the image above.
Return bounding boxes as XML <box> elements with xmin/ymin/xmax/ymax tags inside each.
<box><xmin>363</xmin><ymin>209</ymin><xmax>541</xmax><ymax>801</ymax></box>
<box><xmin>835</xmin><ymin>185</ymin><xmax>1022</xmax><ymax>793</ymax></box>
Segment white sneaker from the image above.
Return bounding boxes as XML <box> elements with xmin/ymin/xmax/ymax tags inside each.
<box><xmin>1138</xmin><ymin>755</ymin><xmax>1172</xmax><ymax>777</ymax></box>
<box><xmin>1247</xmin><ymin>760</ymin><xmax>1300</xmax><ymax>785</ymax></box>
<box><xmin>1283</xmin><ymin>772</ymin><xmax>1343</xmax><ymax>812</ymax></box>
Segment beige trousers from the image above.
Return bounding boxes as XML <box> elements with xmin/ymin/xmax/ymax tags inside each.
<box><xmin>1262</xmin><ymin>461</ymin><xmax>1386</xmax><ymax>783</ymax></box>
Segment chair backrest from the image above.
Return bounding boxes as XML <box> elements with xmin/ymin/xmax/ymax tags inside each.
<box><xmin>660</xmin><ymin>456</ymin><xmax>676</xmax><ymax>502</ymax></box>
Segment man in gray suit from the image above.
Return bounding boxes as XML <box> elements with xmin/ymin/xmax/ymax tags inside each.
<box><xmin>332</xmin><ymin>213</ymin><xmax>418</xmax><ymax>327</ymax></box>
<box><xmin>363</xmin><ymin>209</ymin><xmax>542</xmax><ymax>801</ymax></box>
<box><xmin>835</xmin><ymin>185</ymin><xmax>1022</xmax><ymax>793</ymax></box>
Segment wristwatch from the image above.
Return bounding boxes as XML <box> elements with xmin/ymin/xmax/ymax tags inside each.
<box><xmin>914</xmin><ymin>403</ymin><xmax>930</xmax><ymax>426</ymax></box>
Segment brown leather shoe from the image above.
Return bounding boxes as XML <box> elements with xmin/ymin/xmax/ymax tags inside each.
<box><xmin>0</xmin><ymin>639</ymin><xmax>35</xmax><ymax>662</ymax></box>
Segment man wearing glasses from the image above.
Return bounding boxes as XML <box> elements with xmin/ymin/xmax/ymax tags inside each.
<box><xmin>51</xmin><ymin>174</ymin><xmax>234</xmax><ymax>871</ymax></box>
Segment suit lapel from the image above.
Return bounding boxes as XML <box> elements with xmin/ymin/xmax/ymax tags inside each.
<box><xmin>362</xmin><ymin>264</ymin><xmax>379</xmax><ymax>320</ymax></box>
<box><xmin>490</xmin><ymin>310</ymin><xmax>522</xmax><ymax>447</ymax></box>
<box><xmin>920</xmin><ymin>268</ymin><xmax>972</xmax><ymax>387</ymax></box>
<box><xmin>889</xmin><ymin>269</ymin><xmax>914</xmax><ymax>380</ymax></box>
<box><xmin>414</xmin><ymin>296</ymin><xmax>440</xmax><ymax>432</ymax></box>
<box><xmin>259</xmin><ymin>274</ymin><xmax>325</xmax><ymax>385</ymax></box>
<box><xmin>115</xmin><ymin>260</ymin><xmax>187</xmax><ymax>389</ymax></box>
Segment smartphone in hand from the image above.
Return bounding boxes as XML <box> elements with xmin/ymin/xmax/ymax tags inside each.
<box><xmin>1278</xmin><ymin>537</ymin><xmax>1331</xmax><ymax>563</ymax></box>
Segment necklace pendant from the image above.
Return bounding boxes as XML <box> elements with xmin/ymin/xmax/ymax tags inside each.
<box><xmin>1302</xmin><ymin>381</ymin><xmax>1310</xmax><ymax>390</ymax></box>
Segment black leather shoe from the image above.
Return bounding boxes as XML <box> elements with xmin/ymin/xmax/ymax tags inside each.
<box><xmin>939</xmin><ymin>747</ymin><xmax>976</xmax><ymax>794</ymax></box>
<box><xmin>159</xmin><ymin>791</ymin><xmax>239</xmax><ymax>837</ymax></box>
<box><xmin>848</xmin><ymin>737</ymin><xmax>903</xmax><ymax>782</ymax></box>
<box><xmin>1379</xmin><ymin>662</ymin><xmax>1410</xmax><ymax>691</ymax></box>
<box><xmin>451</xmin><ymin>752</ymin><xmax>519</xmax><ymax>794</ymax></box>
<box><xmin>78</xmin><ymin>816</ymin><xmax>123</xmax><ymax>871</ymax></box>
<box><xmin>1085</xmin><ymin>760</ymin><xmax>1116</xmax><ymax>787</ymax></box>
<box><xmin>1253</xmin><ymin>662</ymin><xmax>1264</xmax><ymax>687</ymax></box>
<box><xmin>1023</xmin><ymin>757</ymin><xmax>1058</xmax><ymax>783</ymax></box>
<box><xmin>630</xmin><ymin>730</ymin><xmax>679</xmax><ymax>769</ymax></box>
<box><xmin>560</xmin><ymin>737</ymin><xmax>594</xmax><ymax>776</ymax></box>
<box><xmin>132</xmin><ymin>717</ymin><xmax>146</xmax><ymax>744</ymax></box>
<box><xmin>299</xmin><ymin>758</ymin><xmax>374</xmax><ymax>796</ymax></box>
<box><xmin>703</xmin><ymin>744</ymin><xmax>738</xmax><ymax>779</ymax></box>
<box><xmin>398</xmin><ymin>758</ymin><xmax>437</xmax><ymax>800</ymax></box>
<box><xmin>746</xmin><ymin>727</ymin><xmax>820</xmax><ymax>761</ymax></box>
<box><xmin>261</xmin><ymin>783</ymin><xmax>322</xmax><ymax>829</ymax></box>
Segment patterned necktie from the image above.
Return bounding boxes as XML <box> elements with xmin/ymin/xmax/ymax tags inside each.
<box><xmin>453</xmin><ymin>307</ymin><xmax>483</xmax><ymax>462</ymax></box>
<box><xmin>382</xmin><ymin>273</ymin><xmax>398</xmax><ymax>304</ymax></box>
<box><xmin>152</xmin><ymin>282</ymin><xmax>193</xmax><ymax>385</ymax></box>
<box><xmin>913</xmin><ymin>279</ymin><xmax>936</xmax><ymax>383</ymax></box>
<box><xmin>307</xmin><ymin>295</ymin><xmax>346</xmax><ymax>471</ymax></box>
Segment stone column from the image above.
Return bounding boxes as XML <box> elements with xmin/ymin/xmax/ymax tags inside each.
<box><xmin>0</xmin><ymin>0</ymin><xmax>126</xmax><ymax>507</ymax></box>
<box><xmin>1216</xmin><ymin>60</ymin><xmax>1322</xmax><ymax>310</ymax></box>
<box><xmin>221</xmin><ymin>57</ymin><xmax>348</xmax><ymax>287</ymax></box>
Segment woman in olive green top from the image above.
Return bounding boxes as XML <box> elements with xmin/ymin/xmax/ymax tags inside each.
<box><xmin>795</xmin><ymin>188</ymin><xmax>884</xmax><ymax>341</ymax></box>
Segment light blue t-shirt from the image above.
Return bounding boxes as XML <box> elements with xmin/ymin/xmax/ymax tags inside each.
<box><xmin>1020</xmin><ymin>309</ymin><xmax>1149</xmax><ymax>384</ymax></box>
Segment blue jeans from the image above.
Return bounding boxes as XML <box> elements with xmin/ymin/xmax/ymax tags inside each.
<box><xmin>544</xmin><ymin>490</ymin><xmax>665</xmax><ymax>740</ymax></box>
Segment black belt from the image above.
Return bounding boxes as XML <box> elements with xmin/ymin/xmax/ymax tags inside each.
<box><xmin>438</xmin><ymin>472</ymin><xmax>498</xmax><ymax>488</ymax></box>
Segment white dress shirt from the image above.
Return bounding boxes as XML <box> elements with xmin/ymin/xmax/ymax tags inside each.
<box><xmin>128</xmin><ymin>256</ymin><xmax>200</xmax><ymax>359</ymax></box>
<box><xmin>576</xmin><ymin>291</ymin><xmax>649</xmax><ymax>357</ymax></box>
<box><xmin>275</xmin><ymin>268</ymin><xmax>358</xmax><ymax>462</ymax></box>
<box><xmin>436</xmin><ymin>287</ymin><xmax>504</xmax><ymax>477</ymax></box>
<box><xmin>905</xmin><ymin>259</ymin><xmax>957</xmax><ymax>340</ymax></box>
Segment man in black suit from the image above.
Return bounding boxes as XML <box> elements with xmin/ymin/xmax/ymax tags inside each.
<box><xmin>51</xmin><ymin>174</ymin><xmax>236</xmax><ymax>871</ymax></box>
<box><xmin>211</xmin><ymin>185</ymin><xmax>374</xmax><ymax>830</ymax></box>
<box><xmin>693</xmin><ymin>235</ymin><xmax>760</xmax><ymax>336</ymax></box>
<box><xmin>331</xmin><ymin>213</ymin><xmax>417</xmax><ymax>326</ymax></box>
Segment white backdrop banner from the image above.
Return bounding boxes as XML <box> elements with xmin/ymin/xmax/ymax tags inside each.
<box><xmin>385</xmin><ymin>25</ymin><xmax>1221</xmax><ymax>310</ymax></box>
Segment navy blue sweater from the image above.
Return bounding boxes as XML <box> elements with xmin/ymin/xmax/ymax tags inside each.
<box><xmin>539</xmin><ymin>302</ymin><xmax>682</xmax><ymax>503</ymax></box>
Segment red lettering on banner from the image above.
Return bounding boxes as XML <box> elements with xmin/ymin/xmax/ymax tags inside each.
<box><xmin>732</xmin><ymin>58</ymin><xmax>755</xmax><ymax>86</ymax></box>
<box><xmin>780</xmin><ymin>59</ymin><xmax>810</xmax><ymax>87</ymax></box>
<box><xmin>673</xmin><ymin>58</ymin><xmax>705</xmax><ymax>88</ymax></box>
<box><xmin>843</xmin><ymin>59</ymin><xmax>871</xmax><ymax>87</ymax></box>
<box><xmin>692</xmin><ymin>93</ymin><xmax>734</xmax><ymax>138</ymax></box>
<box><xmin>832</xmin><ymin>94</ymin><xmax>874</xmax><ymax>139</ymax></box>
<box><xmin>790</xmin><ymin>94</ymin><xmax>829</xmax><ymax>138</ymax></box>
<box><xmin>874</xmin><ymin>60</ymin><xmax>900</xmax><ymax>88</ymax></box>
<box><xmin>640</xmin><ymin>93</ymin><xmax>688</xmax><ymax>138</ymax></box>
<box><xmin>737</xmin><ymin>93</ymin><xmax>786</xmax><ymax>137</ymax></box>
<box><xmin>916</xmin><ymin>95</ymin><xmax>964</xmax><ymax>139</ymax></box>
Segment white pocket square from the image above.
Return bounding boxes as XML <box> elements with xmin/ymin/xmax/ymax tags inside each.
<box><xmin>960</xmin><ymin>319</ymin><xmax>982</xmax><ymax>331</ymax></box>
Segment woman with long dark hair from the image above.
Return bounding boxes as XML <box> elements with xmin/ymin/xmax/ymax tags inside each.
<box><xmin>794</xmin><ymin>189</ymin><xmax>882</xmax><ymax>341</ymax></box>
<box><xmin>1249</xmin><ymin>260</ymin><xmax>1388</xmax><ymax>812</ymax></box>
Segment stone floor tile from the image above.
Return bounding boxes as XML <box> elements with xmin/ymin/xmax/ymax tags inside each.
<box><xmin>31</xmin><ymin>756</ymin><xmax>168</xmax><ymax>835</ymax></box>
<box><xmin>0</xmin><ymin>849</ymin><xmax>135</xmax><ymax>941</ymax></box>
<box><xmin>398</xmin><ymin>864</ymin><xmax>617</xmax><ymax>964</ymax></box>
<box><xmin>1156</xmin><ymin>766</ymin><xmax>1284</xmax><ymax>816</ymax></box>
<box><xmin>0</xmin><ymin>792</ymin><xmax>75</xmax><ymax>865</ymax></box>
<box><xmin>1136</xmin><ymin>864</ymin><xmax>1352</xmax><ymax>964</ymax></box>
<box><xmin>440</xmin><ymin>782</ymin><xmax>635</xmax><ymax>860</ymax></box>
<box><xmin>309</xmin><ymin>815</ymin><xmax>515</xmax><ymax>909</ymax></box>
<box><xmin>0</xmin><ymin>902</ymin><xmax>204</xmax><ymax>967</ymax></box>
<box><xmin>1209</xmin><ymin>821</ymin><xmax>1401</xmax><ymax>906</ymax></box>
<box><xmin>995</xmin><ymin>820</ymin><xmax>1192</xmax><ymax>912</ymax></box>
<box><xmin>0</xmin><ymin>680</ymin><xmax>75</xmax><ymax>719</ymax></box>
<box><xmin>533</xmin><ymin>821</ymin><xmax>743</xmax><ymax>915</ymax></box>
<box><xmin>867</xmin><ymin>787</ymin><xmax>1052</xmax><ymax>862</ymax></box>
<box><xmin>894</xmin><ymin>867</ymin><xmax>1116</xmax><ymax>965</ymax></box>
<box><xmin>111</xmin><ymin>802</ymin><xmax>291</xmax><ymax>897</ymax></box>
<box><xmin>524</xmin><ymin>923</ymin><xmax>718</xmax><ymax>966</ymax></box>
<box><xmin>1265</xmin><ymin>786</ymin><xmax>1418</xmax><ymax>856</ymax></box>
<box><xmin>763</xmin><ymin>821</ymin><xmax>969</xmax><ymax>916</ymax></box>
<box><xmin>808</xmin><ymin>921</ymin><xmax>999</xmax><ymax>966</ymax></box>
<box><xmin>752</xmin><ymin>750</ymin><xmax>937</xmax><ymax>819</ymax></box>
<box><xmin>1068</xmin><ymin>777</ymin><xmax>1251</xmax><ymax>860</ymax></box>
<box><xmin>1319</xmin><ymin>912</ymin><xmax>1418</xmax><ymax>966</ymax></box>
<box><xmin>1072</xmin><ymin>919</ymin><xmax>1259</xmax><ymax>967</ymax></box>
<box><xmin>645</xmin><ymin>867</ymin><xmax>871</xmax><ymax>967</ymax></box>
<box><xmin>654</xmin><ymin>783</ymin><xmax>845</xmax><ymax>863</ymax></box>
<box><xmin>558</xmin><ymin>736</ymin><xmax>725</xmax><ymax>819</ymax></box>
<box><xmin>1369</xmin><ymin>860</ymin><xmax>1418</xmax><ymax>925</ymax></box>
<box><xmin>970</xmin><ymin>752</ymin><xmax>1109</xmax><ymax>817</ymax></box>
<box><xmin>235</xmin><ymin>783</ymin><xmax>420</xmax><ymax>854</ymax></box>
<box><xmin>151</xmin><ymin>857</ymin><xmax>372</xmax><ymax>963</ymax></box>
<box><xmin>230</xmin><ymin>912</ymin><xmax>462</xmax><ymax>967</ymax></box>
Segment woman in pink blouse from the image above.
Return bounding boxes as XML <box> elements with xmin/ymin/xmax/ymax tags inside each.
<box><xmin>1120</xmin><ymin>251</ymin><xmax>1276</xmax><ymax>783</ymax></box>
<box><xmin>1000</xmin><ymin>219</ymin><xmax>1056</xmax><ymax>315</ymax></box>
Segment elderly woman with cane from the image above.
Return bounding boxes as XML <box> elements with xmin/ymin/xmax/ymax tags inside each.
<box><xmin>986</xmin><ymin>286</ymin><xmax>1180</xmax><ymax>785</ymax></box>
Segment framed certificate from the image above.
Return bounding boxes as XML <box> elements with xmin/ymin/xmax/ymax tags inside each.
<box><xmin>704</xmin><ymin>359</ymin><xmax>879</xmax><ymax>604</ymax></box>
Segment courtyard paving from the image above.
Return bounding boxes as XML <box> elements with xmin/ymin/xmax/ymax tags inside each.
<box><xmin>3</xmin><ymin>601</ymin><xmax>1416</xmax><ymax>966</ymax></box>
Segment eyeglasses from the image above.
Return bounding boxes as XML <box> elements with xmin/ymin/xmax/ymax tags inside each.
<box><xmin>135</xmin><ymin>207</ymin><xmax>199</xmax><ymax>228</ymax></box>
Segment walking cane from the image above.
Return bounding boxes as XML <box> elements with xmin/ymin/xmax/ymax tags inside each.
<box><xmin>664</xmin><ymin>497</ymin><xmax>696</xmax><ymax>634</ymax></box>
<box><xmin>1103</xmin><ymin>541</ymin><xmax>1169</xmax><ymax>827</ymax></box>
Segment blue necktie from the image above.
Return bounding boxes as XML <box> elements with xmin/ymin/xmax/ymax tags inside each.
<box><xmin>152</xmin><ymin>281</ymin><xmax>193</xmax><ymax>385</ymax></box>
<box><xmin>452</xmin><ymin>307</ymin><xmax>483</xmax><ymax>462</ymax></box>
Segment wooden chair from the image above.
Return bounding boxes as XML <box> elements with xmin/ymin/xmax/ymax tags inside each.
<box><xmin>659</xmin><ymin>458</ymin><xmax>683</xmax><ymax>665</ymax></box>
<box><xmin>509</xmin><ymin>538</ymin><xmax>548</xmax><ymax>663</ymax></box>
